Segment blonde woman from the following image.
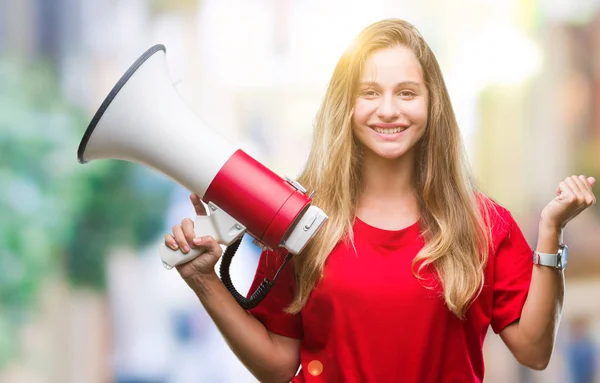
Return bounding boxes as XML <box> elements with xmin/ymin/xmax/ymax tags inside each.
<box><xmin>165</xmin><ymin>19</ymin><xmax>597</xmax><ymax>382</ymax></box>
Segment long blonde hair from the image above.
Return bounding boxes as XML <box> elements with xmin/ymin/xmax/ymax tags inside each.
<box><xmin>288</xmin><ymin>19</ymin><xmax>493</xmax><ymax>319</ymax></box>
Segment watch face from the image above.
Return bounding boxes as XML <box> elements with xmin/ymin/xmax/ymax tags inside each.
<box><xmin>560</xmin><ymin>245</ymin><xmax>568</xmax><ymax>269</ymax></box>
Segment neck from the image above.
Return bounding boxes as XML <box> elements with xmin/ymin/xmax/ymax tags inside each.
<box><xmin>361</xmin><ymin>149</ymin><xmax>417</xmax><ymax>198</ymax></box>
<box><xmin>355</xmin><ymin>150</ymin><xmax>420</xmax><ymax>229</ymax></box>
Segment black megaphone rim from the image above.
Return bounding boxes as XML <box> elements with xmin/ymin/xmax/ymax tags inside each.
<box><xmin>77</xmin><ymin>44</ymin><xmax>167</xmax><ymax>164</ymax></box>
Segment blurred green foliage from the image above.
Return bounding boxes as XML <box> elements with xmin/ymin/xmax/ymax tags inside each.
<box><xmin>0</xmin><ymin>58</ymin><xmax>173</xmax><ymax>366</ymax></box>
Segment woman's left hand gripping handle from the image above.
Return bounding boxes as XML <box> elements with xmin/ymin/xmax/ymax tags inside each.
<box><xmin>160</xmin><ymin>194</ymin><xmax>221</xmax><ymax>271</ymax></box>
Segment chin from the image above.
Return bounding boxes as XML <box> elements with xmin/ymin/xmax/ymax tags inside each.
<box><xmin>372</xmin><ymin>149</ymin><xmax>409</xmax><ymax>160</ymax></box>
<box><xmin>383</xmin><ymin>154</ymin><xmax>407</xmax><ymax>161</ymax></box>
<box><xmin>372</xmin><ymin>142</ymin><xmax>410</xmax><ymax>157</ymax></box>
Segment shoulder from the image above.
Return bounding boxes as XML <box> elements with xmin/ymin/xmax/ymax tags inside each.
<box><xmin>259</xmin><ymin>247</ymin><xmax>291</xmax><ymax>272</ymax></box>
<box><xmin>476</xmin><ymin>194</ymin><xmax>519</xmax><ymax>243</ymax></box>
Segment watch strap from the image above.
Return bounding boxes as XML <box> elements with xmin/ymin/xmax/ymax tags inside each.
<box><xmin>533</xmin><ymin>251</ymin><xmax>560</xmax><ymax>268</ymax></box>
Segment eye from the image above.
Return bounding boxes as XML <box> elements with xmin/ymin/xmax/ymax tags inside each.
<box><xmin>359</xmin><ymin>89</ymin><xmax>379</xmax><ymax>98</ymax></box>
<box><xmin>398</xmin><ymin>90</ymin><xmax>416</xmax><ymax>98</ymax></box>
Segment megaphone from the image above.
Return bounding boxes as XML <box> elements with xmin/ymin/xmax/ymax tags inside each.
<box><xmin>77</xmin><ymin>44</ymin><xmax>327</xmax><ymax>309</ymax></box>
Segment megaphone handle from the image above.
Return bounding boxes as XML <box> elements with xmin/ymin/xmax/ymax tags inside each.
<box><xmin>159</xmin><ymin>205</ymin><xmax>246</xmax><ymax>269</ymax></box>
<box><xmin>159</xmin><ymin>215</ymin><xmax>224</xmax><ymax>269</ymax></box>
<box><xmin>159</xmin><ymin>243</ymin><xmax>205</xmax><ymax>270</ymax></box>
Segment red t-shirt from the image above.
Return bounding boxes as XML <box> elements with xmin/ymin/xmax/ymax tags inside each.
<box><xmin>248</xmin><ymin>204</ymin><xmax>533</xmax><ymax>382</ymax></box>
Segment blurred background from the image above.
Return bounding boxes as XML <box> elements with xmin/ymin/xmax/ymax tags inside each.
<box><xmin>1</xmin><ymin>0</ymin><xmax>599</xmax><ymax>382</ymax></box>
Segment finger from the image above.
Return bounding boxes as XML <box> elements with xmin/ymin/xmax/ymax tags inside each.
<box><xmin>556</xmin><ymin>181</ymin><xmax>573</xmax><ymax>202</ymax></box>
<box><xmin>578</xmin><ymin>175</ymin><xmax>593</xmax><ymax>192</ymax></box>
<box><xmin>580</xmin><ymin>176</ymin><xmax>597</xmax><ymax>205</ymax></box>
<box><xmin>576</xmin><ymin>175</ymin><xmax>596</xmax><ymax>205</ymax></box>
<box><xmin>561</xmin><ymin>177</ymin><xmax>582</xmax><ymax>204</ymax></box>
<box><xmin>574</xmin><ymin>175</ymin><xmax>596</xmax><ymax>208</ymax></box>
<box><xmin>172</xmin><ymin>224</ymin><xmax>190</xmax><ymax>253</ymax></box>
<box><xmin>190</xmin><ymin>194</ymin><xmax>207</xmax><ymax>216</ymax></box>
<box><xmin>565</xmin><ymin>176</ymin><xmax>585</xmax><ymax>201</ymax></box>
<box><xmin>181</xmin><ymin>218</ymin><xmax>196</xmax><ymax>245</ymax></box>
<box><xmin>192</xmin><ymin>236</ymin><xmax>222</xmax><ymax>256</ymax></box>
<box><xmin>588</xmin><ymin>176</ymin><xmax>596</xmax><ymax>187</ymax></box>
<box><xmin>164</xmin><ymin>234</ymin><xmax>179</xmax><ymax>250</ymax></box>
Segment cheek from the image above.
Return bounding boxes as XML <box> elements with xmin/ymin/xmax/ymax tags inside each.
<box><xmin>353</xmin><ymin>99</ymin><xmax>375</xmax><ymax>124</ymax></box>
<box><xmin>407</xmin><ymin>101</ymin><xmax>429</xmax><ymax>125</ymax></box>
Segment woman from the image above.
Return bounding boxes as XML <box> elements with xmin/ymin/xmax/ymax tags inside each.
<box><xmin>165</xmin><ymin>19</ymin><xmax>596</xmax><ymax>382</ymax></box>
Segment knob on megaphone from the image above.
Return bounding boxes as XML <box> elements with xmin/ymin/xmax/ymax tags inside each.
<box><xmin>77</xmin><ymin>45</ymin><xmax>328</xmax><ymax>309</ymax></box>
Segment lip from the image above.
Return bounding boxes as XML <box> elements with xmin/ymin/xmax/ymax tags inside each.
<box><xmin>371</xmin><ymin>123</ymin><xmax>410</xmax><ymax>129</ymax></box>
<box><xmin>369</xmin><ymin>125</ymin><xmax>409</xmax><ymax>141</ymax></box>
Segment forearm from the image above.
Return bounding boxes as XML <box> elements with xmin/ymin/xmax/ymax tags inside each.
<box><xmin>507</xmin><ymin>175</ymin><xmax>596</xmax><ymax>369</ymax></box>
<box><xmin>186</xmin><ymin>273</ymin><xmax>298</xmax><ymax>382</ymax></box>
<box><xmin>515</xmin><ymin>221</ymin><xmax>565</xmax><ymax>366</ymax></box>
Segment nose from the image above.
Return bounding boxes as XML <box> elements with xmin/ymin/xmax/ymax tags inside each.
<box><xmin>376</xmin><ymin>94</ymin><xmax>400</xmax><ymax>121</ymax></box>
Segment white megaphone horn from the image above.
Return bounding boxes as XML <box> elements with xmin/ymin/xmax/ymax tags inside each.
<box><xmin>77</xmin><ymin>45</ymin><xmax>328</xmax><ymax>309</ymax></box>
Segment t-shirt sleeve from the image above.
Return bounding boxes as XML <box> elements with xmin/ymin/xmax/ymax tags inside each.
<box><xmin>246</xmin><ymin>249</ymin><xmax>303</xmax><ymax>339</ymax></box>
<box><xmin>490</xmin><ymin>209</ymin><xmax>534</xmax><ymax>334</ymax></box>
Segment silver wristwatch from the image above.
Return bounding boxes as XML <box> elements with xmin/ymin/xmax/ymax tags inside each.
<box><xmin>533</xmin><ymin>244</ymin><xmax>568</xmax><ymax>270</ymax></box>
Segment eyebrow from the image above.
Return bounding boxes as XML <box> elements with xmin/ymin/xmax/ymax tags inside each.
<box><xmin>359</xmin><ymin>81</ymin><xmax>423</xmax><ymax>88</ymax></box>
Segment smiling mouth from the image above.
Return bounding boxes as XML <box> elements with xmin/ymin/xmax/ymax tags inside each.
<box><xmin>371</xmin><ymin>126</ymin><xmax>408</xmax><ymax>134</ymax></box>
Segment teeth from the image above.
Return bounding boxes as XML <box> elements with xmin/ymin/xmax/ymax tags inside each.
<box><xmin>374</xmin><ymin>127</ymin><xmax>407</xmax><ymax>134</ymax></box>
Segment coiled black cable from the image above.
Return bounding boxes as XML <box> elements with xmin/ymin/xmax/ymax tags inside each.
<box><xmin>219</xmin><ymin>236</ymin><xmax>294</xmax><ymax>310</ymax></box>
